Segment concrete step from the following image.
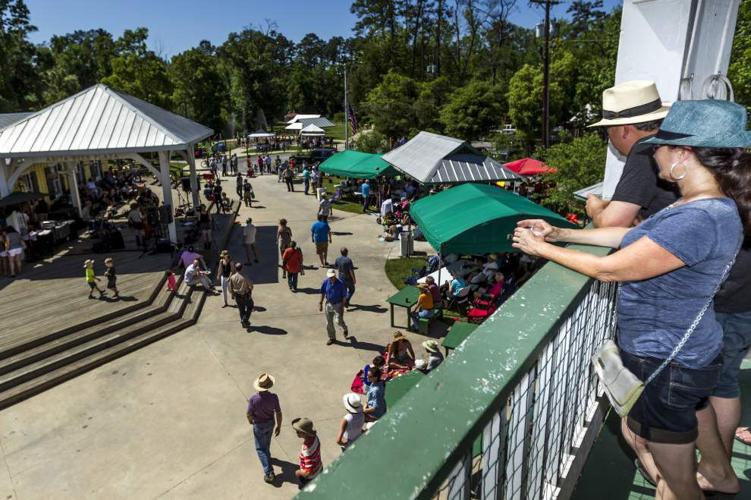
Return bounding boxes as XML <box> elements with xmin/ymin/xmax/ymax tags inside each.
<box><xmin>0</xmin><ymin>277</ymin><xmax>182</xmax><ymax>377</ymax></box>
<box><xmin>0</xmin><ymin>316</ymin><xmax>195</xmax><ymax>410</ymax></box>
<box><xmin>0</xmin><ymin>272</ymin><xmax>169</xmax><ymax>360</ymax></box>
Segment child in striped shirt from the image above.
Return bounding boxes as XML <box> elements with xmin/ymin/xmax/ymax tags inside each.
<box><xmin>292</xmin><ymin>418</ymin><xmax>322</xmax><ymax>489</ymax></box>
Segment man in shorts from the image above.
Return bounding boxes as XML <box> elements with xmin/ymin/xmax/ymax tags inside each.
<box><xmin>310</xmin><ymin>215</ymin><xmax>332</xmax><ymax>267</ymax></box>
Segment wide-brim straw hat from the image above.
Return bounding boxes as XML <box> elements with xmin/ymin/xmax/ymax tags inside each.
<box><xmin>253</xmin><ymin>373</ymin><xmax>275</xmax><ymax>392</ymax></box>
<box><xmin>292</xmin><ymin>417</ymin><xmax>316</xmax><ymax>436</ymax></box>
<box><xmin>393</xmin><ymin>331</ymin><xmax>406</xmax><ymax>342</ymax></box>
<box><xmin>643</xmin><ymin>99</ymin><xmax>751</xmax><ymax>149</ymax></box>
<box><xmin>342</xmin><ymin>393</ymin><xmax>362</xmax><ymax>413</ymax></box>
<box><xmin>588</xmin><ymin>80</ymin><xmax>670</xmax><ymax>127</ymax></box>
<box><xmin>326</xmin><ymin>268</ymin><xmax>337</xmax><ymax>277</ymax></box>
<box><xmin>422</xmin><ymin>340</ymin><xmax>440</xmax><ymax>353</ymax></box>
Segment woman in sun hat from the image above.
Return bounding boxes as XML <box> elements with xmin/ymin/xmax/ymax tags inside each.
<box><xmin>336</xmin><ymin>393</ymin><xmax>365</xmax><ymax>450</ymax></box>
<box><xmin>513</xmin><ymin>99</ymin><xmax>751</xmax><ymax>498</ymax></box>
<box><xmin>422</xmin><ymin>339</ymin><xmax>444</xmax><ymax>372</ymax></box>
<box><xmin>292</xmin><ymin>417</ymin><xmax>323</xmax><ymax>489</ymax></box>
<box><xmin>386</xmin><ymin>331</ymin><xmax>416</xmax><ymax>377</ymax></box>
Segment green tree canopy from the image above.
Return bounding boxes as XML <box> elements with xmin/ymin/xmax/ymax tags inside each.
<box><xmin>440</xmin><ymin>79</ymin><xmax>505</xmax><ymax>140</ymax></box>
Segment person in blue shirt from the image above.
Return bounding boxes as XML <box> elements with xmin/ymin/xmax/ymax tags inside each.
<box><xmin>512</xmin><ymin>100</ymin><xmax>750</xmax><ymax>498</ymax></box>
<box><xmin>363</xmin><ymin>368</ymin><xmax>386</xmax><ymax>421</ymax></box>
<box><xmin>361</xmin><ymin>180</ymin><xmax>371</xmax><ymax>213</ymax></box>
<box><xmin>311</xmin><ymin>215</ymin><xmax>332</xmax><ymax>267</ymax></box>
<box><xmin>319</xmin><ymin>268</ymin><xmax>349</xmax><ymax>345</ymax></box>
<box><xmin>302</xmin><ymin>167</ymin><xmax>311</xmax><ymax>195</ymax></box>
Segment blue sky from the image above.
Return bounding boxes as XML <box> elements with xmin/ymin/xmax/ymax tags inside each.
<box><xmin>26</xmin><ymin>0</ymin><xmax>622</xmax><ymax>57</ymax></box>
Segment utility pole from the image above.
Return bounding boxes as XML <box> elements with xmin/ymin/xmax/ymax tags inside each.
<box><xmin>344</xmin><ymin>65</ymin><xmax>349</xmax><ymax>150</ymax></box>
<box><xmin>532</xmin><ymin>0</ymin><xmax>560</xmax><ymax>149</ymax></box>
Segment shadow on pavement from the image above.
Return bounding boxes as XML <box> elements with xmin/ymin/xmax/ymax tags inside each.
<box><xmin>295</xmin><ymin>287</ymin><xmax>320</xmax><ymax>295</ymax></box>
<box><xmin>345</xmin><ymin>336</ymin><xmax>384</xmax><ymax>353</ymax></box>
<box><xmin>270</xmin><ymin>458</ymin><xmax>299</xmax><ymax>489</ymax></box>
<box><xmin>348</xmin><ymin>304</ymin><xmax>387</xmax><ymax>314</ymax></box>
<box><xmin>252</xmin><ymin>325</ymin><xmax>288</xmax><ymax>335</ymax></box>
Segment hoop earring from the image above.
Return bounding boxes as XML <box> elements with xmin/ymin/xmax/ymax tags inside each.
<box><xmin>669</xmin><ymin>161</ymin><xmax>687</xmax><ymax>181</ymax></box>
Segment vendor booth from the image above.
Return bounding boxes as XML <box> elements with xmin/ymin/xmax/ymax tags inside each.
<box><xmin>383</xmin><ymin>131</ymin><xmax>521</xmax><ymax>185</ymax></box>
<box><xmin>409</xmin><ymin>183</ymin><xmax>574</xmax><ymax>255</ymax></box>
<box><xmin>319</xmin><ymin>150</ymin><xmax>397</xmax><ymax>179</ymax></box>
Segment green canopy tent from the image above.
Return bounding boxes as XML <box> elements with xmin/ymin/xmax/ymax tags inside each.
<box><xmin>410</xmin><ymin>183</ymin><xmax>575</xmax><ymax>255</ymax></box>
<box><xmin>319</xmin><ymin>150</ymin><xmax>397</xmax><ymax>179</ymax></box>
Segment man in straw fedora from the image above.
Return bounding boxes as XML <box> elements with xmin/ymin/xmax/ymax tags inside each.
<box><xmin>246</xmin><ymin>373</ymin><xmax>283</xmax><ymax>484</ymax></box>
<box><xmin>586</xmin><ymin>80</ymin><xmax>679</xmax><ymax>228</ymax></box>
<box><xmin>292</xmin><ymin>417</ymin><xmax>323</xmax><ymax>489</ymax></box>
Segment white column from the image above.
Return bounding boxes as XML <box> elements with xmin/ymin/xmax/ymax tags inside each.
<box><xmin>0</xmin><ymin>159</ymin><xmax>12</xmax><ymax>198</ymax></box>
<box><xmin>158</xmin><ymin>150</ymin><xmax>177</xmax><ymax>242</ymax></box>
<box><xmin>67</xmin><ymin>162</ymin><xmax>82</xmax><ymax>218</ymax></box>
<box><xmin>187</xmin><ymin>145</ymin><xmax>200</xmax><ymax>209</ymax></box>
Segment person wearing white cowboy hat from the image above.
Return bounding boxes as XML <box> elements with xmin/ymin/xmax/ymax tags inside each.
<box><xmin>586</xmin><ymin>80</ymin><xmax>679</xmax><ymax>228</ymax></box>
<box><xmin>246</xmin><ymin>373</ymin><xmax>283</xmax><ymax>484</ymax></box>
<box><xmin>336</xmin><ymin>393</ymin><xmax>365</xmax><ymax>449</ymax></box>
<box><xmin>319</xmin><ymin>267</ymin><xmax>349</xmax><ymax>345</ymax></box>
<box><xmin>292</xmin><ymin>417</ymin><xmax>323</xmax><ymax>489</ymax></box>
<box><xmin>422</xmin><ymin>339</ymin><xmax>445</xmax><ymax>372</ymax></box>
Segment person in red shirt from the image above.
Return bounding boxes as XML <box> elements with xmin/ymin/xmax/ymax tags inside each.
<box><xmin>282</xmin><ymin>241</ymin><xmax>304</xmax><ymax>292</ymax></box>
<box><xmin>292</xmin><ymin>417</ymin><xmax>322</xmax><ymax>489</ymax></box>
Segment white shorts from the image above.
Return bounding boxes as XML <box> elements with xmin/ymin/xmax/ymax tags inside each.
<box><xmin>8</xmin><ymin>248</ymin><xmax>23</xmax><ymax>257</ymax></box>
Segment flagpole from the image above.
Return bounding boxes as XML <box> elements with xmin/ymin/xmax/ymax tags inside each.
<box><xmin>344</xmin><ymin>65</ymin><xmax>349</xmax><ymax>151</ymax></box>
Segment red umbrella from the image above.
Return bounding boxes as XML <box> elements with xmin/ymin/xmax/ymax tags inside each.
<box><xmin>504</xmin><ymin>157</ymin><xmax>557</xmax><ymax>176</ymax></box>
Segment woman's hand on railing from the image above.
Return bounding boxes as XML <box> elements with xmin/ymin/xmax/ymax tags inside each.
<box><xmin>516</xmin><ymin>219</ymin><xmax>560</xmax><ymax>242</ymax></box>
<box><xmin>512</xmin><ymin>226</ymin><xmax>547</xmax><ymax>256</ymax></box>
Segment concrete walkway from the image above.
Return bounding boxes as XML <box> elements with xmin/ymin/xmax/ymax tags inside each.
<box><xmin>0</xmin><ymin>172</ymin><xmax>420</xmax><ymax>499</ymax></box>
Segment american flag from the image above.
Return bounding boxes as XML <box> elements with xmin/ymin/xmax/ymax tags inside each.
<box><xmin>348</xmin><ymin>104</ymin><xmax>358</xmax><ymax>135</ymax></box>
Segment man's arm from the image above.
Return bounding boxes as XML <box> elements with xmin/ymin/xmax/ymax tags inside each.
<box><xmin>587</xmin><ymin>195</ymin><xmax>641</xmax><ymax>228</ymax></box>
<box><xmin>274</xmin><ymin>409</ymin><xmax>283</xmax><ymax>437</ymax></box>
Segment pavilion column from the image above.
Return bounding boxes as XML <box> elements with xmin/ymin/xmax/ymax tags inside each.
<box><xmin>158</xmin><ymin>150</ymin><xmax>177</xmax><ymax>243</ymax></box>
<box><xmin>67</xmin><ymin>162</ymin><xmax>83</xmax><ymax>218</ymax></box>
<box><xmin>187</xmin><ymin>145</ymin><xmax>200</xmax><ymax>210</ymax></box>
<box><xmin>0</xmin><ymin>159</ymin><xmax>12</xmax><ymax>198</ymax></box>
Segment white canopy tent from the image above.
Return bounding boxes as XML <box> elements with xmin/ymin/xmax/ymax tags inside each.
<box><xmin>300</xmin><ymin>124</ymin><xmax>325</xmax><ymax>136</ymax></box>
<box><xmin>247</xmin><ymin>131</ymin><xmax>275</xmax><ymax>139</ymax></box>
<box><xmin>0</xmin><ymin>83</ymin><xmax>213</xmax><ymax>242</ymax></box>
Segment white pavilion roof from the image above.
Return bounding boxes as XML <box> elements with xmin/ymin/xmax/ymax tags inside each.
<box><xmin>0</xmin><ymin>84</ymin><xmax>213</xmax><ymax>158</ymax></box>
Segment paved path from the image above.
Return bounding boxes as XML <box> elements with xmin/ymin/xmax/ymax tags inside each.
<box><xmin>0</xmin><ymin>172</ymin><xmax>421</xmax><ymax>499</ymax></box>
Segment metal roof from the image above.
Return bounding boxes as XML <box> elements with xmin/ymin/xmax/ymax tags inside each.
<box><xmin>300</xmin><ymin>123</ymin><xmax>325</xmax><ymax>135</ymax></box>
<box><xmin>285</xmin><ymin>116</ymin><xmax>334</xmax><ymax>130</ymax></box>
<box><xmin>286</xmin><ymin>114</ymin><xmax>320</xmax><ymax>124</ymax></box>
<box><xmin>431</xmin><ymin>154</ymin><xmax>521</xmax><ymax>184</ymax></box>
<box><xmin>0</xmin><ymin>84</ymin><xmax>213</xmax><ymax>158</ymax></box>
<box><xmin>382</xmin><ymin>131</ymin><xmax>464</xmax><ymax>183</ymax></box>
<box><xmin>0</xmin><ymin>113</ymin><xmax>33</xmax><ymax>130</ymax></box>
<box><xmin>383</xmin><ymin>131</ymin><xmax>520</xmax><ymax>184</ymax></box>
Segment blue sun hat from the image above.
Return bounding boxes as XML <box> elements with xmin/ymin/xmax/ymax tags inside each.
<box><xmin>644</xmin><ymin>99</ymin><xmax>751</xmax><ymax>148</ymax></box>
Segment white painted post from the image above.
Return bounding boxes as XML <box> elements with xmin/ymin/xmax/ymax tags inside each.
<box><xmin>187</xmin><ymin>145</ymin><xmax>200</xmax><ymax>210</ymax></box>
<box><xmin>0</xmin><ymin>159</ymin><xmax>12</xmax><ymax>198</ymax></box>
<box><xmin>158</xmin><ymin>150</ymin><xmax>177</xmax><ymax>242</ymax></box>
<box><xmin>67</xmin><ymin>162</ymin><xmax>83</xmax><ymax>218</ymax></box>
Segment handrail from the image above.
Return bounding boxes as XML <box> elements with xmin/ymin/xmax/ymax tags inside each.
<box><xmin>298</xmin><ymin>242</ymin><xmax>617</xmax><ymax>500</ymax></box>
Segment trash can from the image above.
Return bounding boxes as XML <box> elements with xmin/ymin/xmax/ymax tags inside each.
<box><xmin>400</xmin><ymin>230</ymin><xmax>413</xmax><ymax>257</ymax></box>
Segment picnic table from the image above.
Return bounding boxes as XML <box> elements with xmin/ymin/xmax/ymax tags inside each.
<box><xmin>387</xmin><ymin>285</ymin><xmax>420</xmax><ymax>328</ymax></box>
<box><xmin>441</xmin><ymin>321</ymin><xmax>479</xmax><ymax>355</ymax></box>
<box><xmin>385</xmin><ymin>369</ymin><xmax>425</xmax><ymax>408</ymax></box>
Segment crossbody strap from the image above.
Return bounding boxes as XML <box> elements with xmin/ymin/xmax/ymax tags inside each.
<box><xmin>644</xmin><ymin>252</ymin><xmax>738</xmax><ymax>386</ymax></box>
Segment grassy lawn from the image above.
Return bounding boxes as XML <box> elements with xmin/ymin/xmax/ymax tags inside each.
<box><xmin>321</xmin><ymin>176</ymin><xmax>364</xmax><ymax>214</ymax></box>
<box><xmin>327</xmin><ymin>121</ymin><xmax>347</xmax><ymax>141</ymax></box>
<box><xmin>385</xmin><ymin>257</ymin><xmax>426</xmax><ymax>290</ymax></box>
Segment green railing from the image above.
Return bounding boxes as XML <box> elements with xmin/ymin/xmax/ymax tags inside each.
<box><xmin>298</xmin><ymin>243</ymin><xmax>617</xmax><ymax>500</ymax></box>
